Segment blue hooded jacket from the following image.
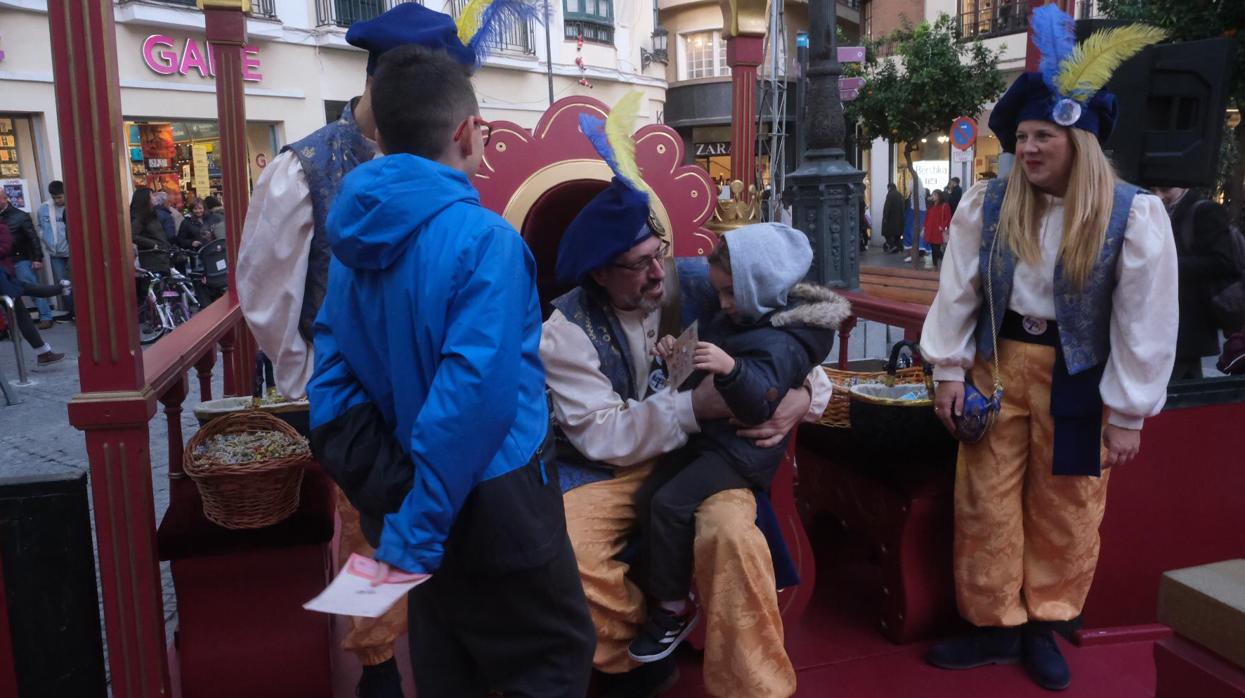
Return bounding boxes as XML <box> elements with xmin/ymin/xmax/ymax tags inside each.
<box><xmin>307</xmin><ymin>154</ymin><xmax>549</xmax><ymax>574</ymax></box>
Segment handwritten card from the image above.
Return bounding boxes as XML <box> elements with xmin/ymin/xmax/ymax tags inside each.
<box><xmin>304</xmin><ymin>554</ymin><xmax>429</xmax><ymax>618</ymax></box>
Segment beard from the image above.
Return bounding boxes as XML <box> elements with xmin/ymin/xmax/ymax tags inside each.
<box><xmin>637</xmin><ymin>279</ymin><xmax>664</xmax><ymax>315</ymax></box>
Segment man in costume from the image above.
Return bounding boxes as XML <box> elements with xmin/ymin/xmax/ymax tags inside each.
<box><xmin>922</xmin><ymin>6</ymin><xmax>1175</xmax><ymax>690</ymax></box>
<box><xmin>540</xmin><ymin>94</ymin><xmax>834</xmax><ymax>697</ymax></box>
<box><xmin>236</xmin><ymin>4</ymin><xmax>514</xmax><ymax>695</ymax></box>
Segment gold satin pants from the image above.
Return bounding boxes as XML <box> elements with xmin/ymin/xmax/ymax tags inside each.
<box><xmin>954</xmin><ymin>339</ymin><xmax>1111</xmax><ymax>628</ymax></box>
<box><xmin>337</xmin><ymin>488</ymin><xmax>409</xmax><ymax>665</ymax></box>
<box><xmin>563</xmin><ymin>464</ymin><xmax>796</xmax><ymax>698</ymax></box>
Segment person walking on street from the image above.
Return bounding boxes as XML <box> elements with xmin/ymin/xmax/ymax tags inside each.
<box><xmin>947</xmin><ymin>176</ymin><xmax>964</xmax><ymax>214</ymax></box>
<box><xmin>1153</xmin><ymin>186</ymin><xmax>1240</xmax><ymax>380</ymax></box>
<box><xmin>882</xmin><ymin>182</ymin><xmax>906</xmax><ymax>253</ymax></box>
<box><xmin>924</xmin><ymin>189</ymin><xmax>952</xmax><ymax>268</ymax></box>
<box><xmin>36</xmin><ymin>180</ymin><xmax>73</xmax><ymax>321</ymax></box>
<box><xmin>0</xmin><ymin>188</ymin><xmax>52</xmax><ymax>329</ymax></box>
<box><xmin>0</xmin><ymin>221</ymin><xmax>65</xmax><ymax>365</ymax></box>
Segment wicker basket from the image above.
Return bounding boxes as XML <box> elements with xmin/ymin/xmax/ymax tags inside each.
<box><xmin>819</xmin><ymin>363</ymin><xmax>926</xmax><ymax>428</ymax></box>
<box><xmin>183</xmin><ymin>411</ymin><xmax>310</xmax><ymax>530</ymax></box>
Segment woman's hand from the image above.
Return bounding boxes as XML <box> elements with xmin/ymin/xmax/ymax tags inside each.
<box><xmin>694</xmin><ymin>341</ymin><xmax>736</xmax><ymax>375</ymax></box>
<box><xmin>934</xmin><ymin>380</ymin><xmax>965</xmax><ymax>435</ymax></box>
<box><xmin>1103</xmin><ymin>425</ymin><xmax>1141</xmax><ymax>468</ymax></box>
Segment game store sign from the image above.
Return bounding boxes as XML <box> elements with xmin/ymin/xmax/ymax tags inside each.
<box><xmin>142</xmin><ymin>34</ymin><xmax>263</xmax><ymax>83</ymax></box>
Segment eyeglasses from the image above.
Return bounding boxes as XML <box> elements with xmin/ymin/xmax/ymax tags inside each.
<box><xmin>454</xmin><ymin>116</ymin><xmax>493</xmax><ymax>147</ymax></box>
<box><xmin>611</xmin><ymin>240</ymin><xmax>670</xmax><ymax>273</ymax></box>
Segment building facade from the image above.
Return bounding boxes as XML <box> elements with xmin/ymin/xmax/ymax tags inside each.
<box><xmin>0</xmin><ymin>0</ymin><xmax>665</xmax><ymax>216</ymax></box>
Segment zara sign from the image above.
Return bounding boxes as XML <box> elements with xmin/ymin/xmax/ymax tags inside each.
<box><xmin>142</xmin><ymin>34</ymin><xmax>263</xmax><ymax>82</ymax></box>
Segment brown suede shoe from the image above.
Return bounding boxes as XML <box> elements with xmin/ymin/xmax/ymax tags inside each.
<box><xmin>36</xmin><ymin>351</ymin><xmax>65</xmax><ymax>366</ymax></box>
<box><xmin>36</xmin><ymin>320</ymin><xmax>54</xmax><ymax>330</ymax></box>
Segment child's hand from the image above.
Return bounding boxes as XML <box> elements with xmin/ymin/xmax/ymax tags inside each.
<box><xmin>652</xmin><ymin>334</ymin><xmax>678</xmax><ymax>359</ymax></box>
<box><xmin>694</xmin><ymin>341</ymin><xmax>736</xmax><ymax>375</ymax></box>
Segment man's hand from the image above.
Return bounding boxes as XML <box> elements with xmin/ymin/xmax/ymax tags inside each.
<box><xmin>693</xmin><ymin>341</ymin><xmax>735</xmax><ymax>375</ymax></box>
<box><xmin>1103</xmin><ymin>425</ymin><xmax>1141</xmax><ymax>468</ymax></box>
<box><xmin>692</xmin><ymin>378</ymin><xmax>731</xmax><ymax>420</ymax></box>
<box><xmin>734</xmin><ymin>386</ymin><xmax>811</xmax><ymax>448</ymax></box>
<box><xmin>934</xmin><ymin>381</ymin><xmax>965</xmax><ymax>434</ymax></box>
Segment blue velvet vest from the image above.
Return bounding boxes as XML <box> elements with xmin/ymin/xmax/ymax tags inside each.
<box><xmin>283</xmin><ymin>102</ymin><xmax>375</xmax><ymax>342</ymax></box>
<box><xmin>976</xmin><ymin>179</ymin><xmax>1143</xmax><ymax>375</ymax></box>
<box><xmin>551</xmin><ymin>257</ymin><xmax>716</xmax><ymax>492</ymax></box>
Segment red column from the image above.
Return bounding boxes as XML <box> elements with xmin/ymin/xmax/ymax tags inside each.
<box><xmin>205</xmin><ymin>7</ymin><xmax>256</xmax><ymax>396</ymax></box>
<box><xmin>47</xmin><ymin>2</ymin><xmax>170</xmax><ymax>696</ymax></box>
<box><xmin>727</xmin><ymin>35</ymin><xmax>764</xmax><ymax>197</ymax></box>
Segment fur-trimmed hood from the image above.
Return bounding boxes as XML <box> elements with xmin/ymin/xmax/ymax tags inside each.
<box><xmin>770</xmin><ymin>283</ymin><xmax>852</xmax><ymax>331</ymax></box>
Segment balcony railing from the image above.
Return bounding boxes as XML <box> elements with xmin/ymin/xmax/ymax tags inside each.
<box><xmin>316</xmin><ymin>0</ymin><xmax>421</xmax><ymax>28</ymax></box>
<box><xmin>449</xmin><ymin>0</ymin><xmax>536</xmax><ymax>54</ymax></box>
<box><xmin>958</xmin><ymin>0</ymin><xmax>1029</xmax><ymax>40</ymax></box>
<box><xmin>118</xmin><ymin>0</ymin><xmax>277</xmax><ymax>18</ymax></box>
<box><xmin>565</xmin><ymin>18</ymin><xmax>614</xmax><ymax>45</ymax></box>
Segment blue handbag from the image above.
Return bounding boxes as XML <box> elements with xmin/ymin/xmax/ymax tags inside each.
<box><xmin>953</xmin><ymin>230</ymin><xmax>1004</xmax><ymax>444</ymax></box>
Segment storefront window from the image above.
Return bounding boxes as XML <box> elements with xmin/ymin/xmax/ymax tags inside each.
<box><xmin>123</xmin><ymin>119</ymin><xmax>277</xmax><ymax>209</ymax></box>
<box><xmin>958</xmin><ymin>0</ymin><xmax>1029</xmax><ymax>40</ymax></box>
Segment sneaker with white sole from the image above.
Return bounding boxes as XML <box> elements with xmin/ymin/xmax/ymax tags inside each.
<box><xmin>628</xmin><ymin>605</ymin><xmax>701</xmax><ymax>664</ymax></box>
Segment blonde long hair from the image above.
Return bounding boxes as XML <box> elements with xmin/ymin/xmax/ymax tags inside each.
<box><xmin>996</xmin><ymin>128</ymin><xmax>1117</xmax><ymax>289</ymax></box>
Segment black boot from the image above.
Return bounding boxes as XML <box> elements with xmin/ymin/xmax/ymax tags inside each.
<box><xmin>925</xmin><ymin>625</ymin><xmax>1022</xmax><ymax>670</ymax></box>
<box><xmin>598</xmin><ymin>656</ymin><xmax>679</xmax><ymax>698</ymax></box>
<box><xmin>356</xmin><ymin>657</ymin><xmax>404</xmax><ymax>698</ymax></box>
<box><xmin>1023</xmin><ymin>622</ymin><xmax>1071</xmax><ymax>691</ymax></box>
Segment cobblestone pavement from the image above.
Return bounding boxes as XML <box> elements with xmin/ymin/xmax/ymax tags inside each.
<box><xmin>0</xmin><ymin>318</ymin><xmax>225</xmax><ymax>652</ymax></box>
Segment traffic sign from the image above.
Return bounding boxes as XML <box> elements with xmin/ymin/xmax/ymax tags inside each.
<box><xmin>951</xmin><ymin>116</ymin><xmax>977</xmax><ymax>151</ymax></box>
<box><xmin>839</xmin><ymin>77</ymin><xmax>865</xmax><ymax>91</ymax></box>
<box><xmin>840</xmin><ymin>89</ymin><xmax>860</xmax><ymax>102</ymax></box>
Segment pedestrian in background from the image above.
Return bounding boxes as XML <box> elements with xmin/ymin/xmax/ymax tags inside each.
<box><xmin>0</xmin><ymin>220</ymin><xmax>65</xmax><ymax>365</ymax></box>
<box><xmin>882</xmin><ymin>182</ymin><xmax>905</xmax><ymax>253</ymax></box>
<box><xmin>1152</xmin><ymin>186</ymin><xmax>1239</xmax><ymax>380</ymax></box>
<box><xmin>0</xmin><ymin>188</ymin><xmax>52</xmax><ymax>329</ymax></box>
<box><xmin>947</xmin><ymin>176</ymin><xmax>963</xmax><ymax>214</ymax></box>
<box><xmin>924</xmin><ymin>189</ymin><xmax>952</xmax><ymax>268</ymax></box>
<box><xmin>36</xmin><ymin>180</ymin><xmax>72</xmax><ymax>322</ymax></box>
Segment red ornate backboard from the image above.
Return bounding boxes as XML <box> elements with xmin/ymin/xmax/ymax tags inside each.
<box><xmin>473</xmin><ymin>96</ymin><xmax>717</xmax><ymax>310</ymax></box>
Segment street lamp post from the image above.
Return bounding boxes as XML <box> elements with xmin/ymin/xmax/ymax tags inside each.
<box><xmin>787</xmin><ymin>0</ymin><xmax>864</xmax><ymax>288</ymax></box>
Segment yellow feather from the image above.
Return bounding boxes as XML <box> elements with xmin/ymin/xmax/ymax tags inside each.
<box><xmin>605</xmin><ymin>91</ymin><xmax>652</xmax><ymax>195</ymax></box>
<box><xmin>456</xmin><ymin>0</ymin><xmax>491</xmax><ymax>46</ymax></box>
<box><xmin>1054</xmin><ymin>25</ymin><xmax>1168</xmax><ymax>98</ymax></box>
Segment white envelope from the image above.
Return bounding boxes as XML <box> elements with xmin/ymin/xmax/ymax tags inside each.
<box><xmin>304</xmin><ymin>553</ymin><xmax>429</xmax><ymax>618</ymax></box>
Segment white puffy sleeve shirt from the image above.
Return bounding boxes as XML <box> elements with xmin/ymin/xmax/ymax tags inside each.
<box><xmin>236</xmin><ymin>151</ymin><xmax>316</xmax><ymax>400</ymax></box>
<box><xmin>921</xmin><ymin>182</ymin><xmax>1178</xmax><ymax>430</ymax></box>
<box><xmin>541</xmin><ymin>305</ymin><xmax>833</xmax><ymax>467</ymax></box>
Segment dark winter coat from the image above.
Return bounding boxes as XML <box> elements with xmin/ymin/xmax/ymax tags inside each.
<box><xmin>882</xmin><ymin>188</ymin><xmax>906</xmax><ymax>243</ymax></box>
<box><xmin>947</xmin><ymin>184</ymin><xmax>963</xmax><ymax>214</ymax></box>
<box><xmin>0</xmin><ymin>204</ymin><xmax>41</xmax><ymax>264</ymax></box>
<box><xmin>0</xmin><ymin>222</ymin><xmax>22</xmax><ymax>298</ymax></box>
<box><xmin>693</xmin><ymin>283</ymin><xmax>848</xmax><ymax>489</ymax></box>
<box><xmin>203</xmin><ymin>208</ymin><xmax>226</xmax><ymax>241</ymax></box>
<box><xmin>177</xmin><ymin>216</ymin><xmax>210</xmax><ymax>250</ymax></box>
<box><xmin>133</xmin><ymin>214</ymin><xmax>172</xmax><ymax>274</ymax></box>
<box><xmin>1172</xmin><ymin>193</ymin><xmax>1239</xmax><ymax>359</ymax></box>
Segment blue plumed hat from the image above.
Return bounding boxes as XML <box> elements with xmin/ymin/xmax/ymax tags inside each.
<box><xmin>346</xmin><ymin>0</ymin><xmax>543</xmax><ymax>74</ymax></box>
<box><xmin>556</xmin><ymin>93</ymin><xmax>659</xmax><ymax>285</ymax></box>
<box><xmin>987</xmin><ymin>5</ymin><xmax>1166</xmax><ymax>153</ymax></box>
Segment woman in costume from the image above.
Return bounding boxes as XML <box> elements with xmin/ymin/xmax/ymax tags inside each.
<box><xmin>920</xmin><ymin>7</ymin><xmax>1177</xmax><ymax>690</ymax></box>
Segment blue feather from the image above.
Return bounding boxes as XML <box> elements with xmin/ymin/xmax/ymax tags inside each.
<box><xmin>1031</xmin><ymin>4</ymin><xmax>1076</xmax><ymax>92</ymax></box>
<box><xmin>469</xmin><ymin>0</ymin><xmax>546</xmax><ymax>63</ymax></box>
<box><xmin>579</xmin><ymin>113</ymin><xmax>627</xmax><ymax>182</ymax></box>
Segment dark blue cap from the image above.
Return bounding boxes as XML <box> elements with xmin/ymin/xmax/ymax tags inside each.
<box><xmin>988</xmin><ymin>72</ymin><xmax>1117</xmax><ymax>153</ymax></box>
<box><xmin>556</xmin><ymin>178</ymin><xmax>654</xmax><ymax>284</ymax></box>
<box><xmin>346</xmin><ymin>2</ymin><xmax>477</xmax><ymax>74</ymax></box>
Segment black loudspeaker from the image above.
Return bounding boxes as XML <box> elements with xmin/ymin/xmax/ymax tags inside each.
<box><xmin>1077</xmin><ymin>19</ymin><xmax>1238</xmax><ymax>188</ymax></box>
<box><xmin>0</xmin><ymin>472</ymin><xmax>107</xmax><ymax>697</ymax></box>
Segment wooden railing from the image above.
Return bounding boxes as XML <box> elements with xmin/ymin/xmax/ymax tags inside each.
<box><xmin>834</xmin><ymin>290</ymin><xmax>929</xmax><ymax>368</ymax></box>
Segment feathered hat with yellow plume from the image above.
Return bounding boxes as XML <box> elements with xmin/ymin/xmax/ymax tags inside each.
<box><xmin>988</xmin><ymin>4</ymin><xmax>1167</xmax><ymax>153</ymax></box>
<box><xmin>346</xmin><ymin>0</ymin><xmax>543</xmax><ymax>74</ymax></box>
<box><xmin>556</xmin><ymin>92</ymin><xmax>662</xmax><ymax>285</ymax></box>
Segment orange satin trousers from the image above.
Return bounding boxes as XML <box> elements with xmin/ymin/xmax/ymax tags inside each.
<box><xmin>954</xmin><ymin>339</ymin><xmax>1111</xmax><ymax>628</ymax></box>
<box><xmin>563</xmin><ymin>464</ymin><xmax>797</xmax><ymax>698</ymax></box>
<box><xmin>337</xmin><ymin>489</ymin><xmax>408</xmax><ymax>665</ymax></box>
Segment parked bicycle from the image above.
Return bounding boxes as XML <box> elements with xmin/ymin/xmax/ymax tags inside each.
<box><xmin>136</xmin><ymin>253</ymin><xmax>201</xmax><ymax>345</ymax></box>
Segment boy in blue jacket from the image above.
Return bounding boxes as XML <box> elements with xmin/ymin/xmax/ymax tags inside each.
<box><xmin>307</xmin><ymin>45</ymin><xmax>594</xmax><ymax>696</ymax></box>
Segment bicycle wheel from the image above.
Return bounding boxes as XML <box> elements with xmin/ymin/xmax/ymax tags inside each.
<box><xmin>138</xmin><ymin>296</ymin><xmax>165</xmax><ymax>345</ymax></box>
